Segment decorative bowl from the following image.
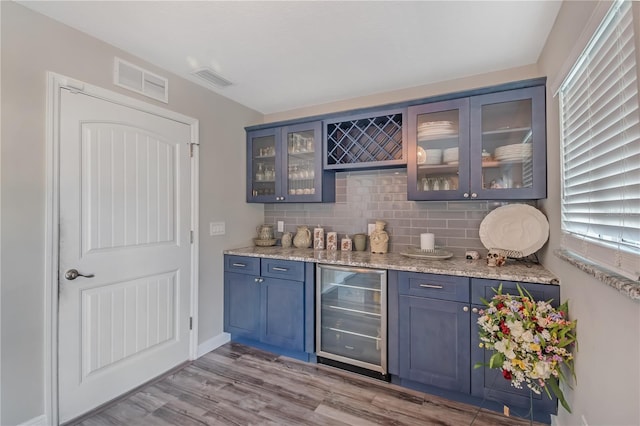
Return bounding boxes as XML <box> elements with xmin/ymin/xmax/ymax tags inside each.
<box><xmin>254</xmin><ymin>238</ymin><xmax>277</xmax><ymax>247</ymax></box>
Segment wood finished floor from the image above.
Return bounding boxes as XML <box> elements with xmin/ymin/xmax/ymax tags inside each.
<box><xmin>71</xmin><ymin>342</ymin><xmax>544</xmax><ymax>426</ymax></box>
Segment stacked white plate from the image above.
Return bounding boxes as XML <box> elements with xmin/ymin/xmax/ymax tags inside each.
<box><xmin>418</xmin><ymin>121</ymin><xmax>457</xmax><ymax>140</ymax></box>
<box><xmin>443</xmin><ymin>147</ymin><xmax>459</xmax><ymax>164</ymax></box>
<box><xmin>494</xmin><ymin>144</ymin><xmax>532</xmax><ymax>162</ymax></box>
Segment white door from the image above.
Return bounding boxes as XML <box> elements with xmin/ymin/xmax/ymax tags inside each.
<box><xmin>58</xmin><ymin>88</ymin><xmax>192</xmax><ymax>422</ymax></box>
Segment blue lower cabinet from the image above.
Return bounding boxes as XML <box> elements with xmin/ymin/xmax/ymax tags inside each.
<box><xmin>399</xmin><ymin>295</ymin><xmax>470</xmax><ymax>392</ymax></box>
<box><xmin>223</xmin><ymin>271</ymin><xmax>261</xmax><ymax>340</ymax></box>
<box><xmin>391</xmin><ymin>272</ymin><xmax>561</xmax><ymax>423</ymax></box>
<box><xmin>470</xmin><ymin>278</ymin><xmax>560</xmax><ymax>421</ymax></box>
<box><xmin>261</xmin><ymin>277</ymin><xmax>304</xmax><ymax>351</ymax></box>
<box><xmin>223</xmin><ymin>255</ymin><xmax>313</xmax><ymax>360</ymax></box>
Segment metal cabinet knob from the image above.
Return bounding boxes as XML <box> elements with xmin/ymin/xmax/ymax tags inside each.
<box><xmin>463</xmin><ymin>306</ymin><xmax>469</xmax><ymax>312</ymax></box>
<box><xmin>471</xmin><ymin>193</ymin><xmax>478</xmax><ymax>198</ymax></box>
<box><xmin>65</xmin><ymin>269</ymin><xmax>95</xmax><ymax>280</ymax></box>
<box><xmin>463</xmin><ymin>192</ymin><xmax>470</xmax><ymax>198</ymax></box>
<box><xmin>254</xmin><ymin>277</ymin><xmax>264</xmax><ymax>283</ymax></box>
<box><xmin>472</xmin><ymin>307</ymin><xmax>479</xmax><ymax>314</ymax></box>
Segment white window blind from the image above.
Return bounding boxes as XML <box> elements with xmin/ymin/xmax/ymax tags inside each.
<box><xmin>559</xmin><ymin>0</ymin><xmax>640</xmax><ymax>281</ymax></box>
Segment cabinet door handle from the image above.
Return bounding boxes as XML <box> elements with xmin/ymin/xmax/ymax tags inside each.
<box><xmin>232</xmin><ymin>263</ymin><xmax>246</xmax><ymax>267</ymax></box>
<box><xmin>254</xmin><ymin>277</ymin><xmax>264</xmax><ymax>283</ymax></box>
<box><xmin>272</xmin><ymin>266</ymin><xmax>289</xmax><ymax>272</ymax></box>
<box><xmin>463</xmin><ymin>306</ymin><xmax>469</xmax><ymax>312</ymax></box>
<box><xmin>463</xmin><ymin>192</ymin><xmax>470</xmax><ymax>198</ymax></box>
<box><xmin>419</xmin><ymin>284</ymin><xmax>443</xmax><ymax>289</ymax></box>
<box><xmin>472</xmin><ymin>307</ymin><xmax>479</xmax><ymax>314</ymax></box>
<box><xmin>471</xmin><ymin>193</ymin><xmax>478</xmax><ymax>198</ymax></box>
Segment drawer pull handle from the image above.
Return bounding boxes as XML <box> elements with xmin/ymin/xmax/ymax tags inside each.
<box><xmin>419</xmin><ymin>284</ymin><xmax>444</xmax><ymax>289</ymax></box>
<box><xmin>272</xmin><ymin>267</ymin><xmax>289</xmax><ymax>272</ymax></box>
<box><xmin>232</xmin><ymin>263</ymin><xmax>247</xmax><ymax>267</ymax></box>
<box><xmin>345</xmin><ymin>345</ymin><xmax>355</xmax><ymax>350</ymax></box>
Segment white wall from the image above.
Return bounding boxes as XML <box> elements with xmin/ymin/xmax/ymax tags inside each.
<box><xmin>538</xmin><ymin>2</ymin><xmax>640</xmax><ymax>425</ymax></box>
<box><xmin>0</xmin><ymin>2</ymin><xmax>263</xmax><ymax>424</ymax></box>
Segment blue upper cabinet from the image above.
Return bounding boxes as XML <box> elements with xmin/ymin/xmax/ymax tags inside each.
<box><xmin>408</xmin><ymin>85</ymin><xmax>546</xmax><ymax>201</ymax></box>
<box><xmin>247</xmin><ymin>121</ymin><xmax>335</xmax><ymax>203</ymax></box>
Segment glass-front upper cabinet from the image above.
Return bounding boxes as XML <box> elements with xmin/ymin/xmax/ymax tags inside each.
<box><xmin>247</xmin><ymin>121</ymin><xmax>335</xmax><ymax>203</ymax></box>
<box><xmin>247</xmin><ymin>127</ymin><xmax>280</xmax><ymax>202</ymax></box>
<box><xmin>407</xmin><ymin>98</ymin><xmax>470</xmax><ymax>200</ymax></box>
<box><xmin>470</xmin><ymin>86</ymin><xmax>546</xmax><ymax>200</ymax></box>
<box><xmin>408</xmin><ymin>85</ymin><xmax>546</xmax><ymax>201</ymax></box>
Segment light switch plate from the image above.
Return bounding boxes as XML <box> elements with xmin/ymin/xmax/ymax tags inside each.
<box><xmin>277</xmin><ymin>221</ymin><xmax>284</xmax><ymax>232</ymax></box>
<box><xmin>209</xmin><ymin>221</ymin><xmax>225</xmax><ymax>236</ymax></box>
<box><xmin>368</xmin><ymin>223</ymin><xmax>376</xmax><ymax>235</ymax></box>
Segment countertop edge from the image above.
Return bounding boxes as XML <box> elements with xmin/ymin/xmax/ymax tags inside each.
<box><xmin>224</xmin><ymin>247</ymin><xmax>559</xmax><ymax>285</ymax></box>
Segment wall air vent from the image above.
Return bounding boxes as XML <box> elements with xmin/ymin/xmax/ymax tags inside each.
<box><xmin>114</xmin><ymin>57</ymin><xmax>168</xmax><ymax>103</ymax></box>
<box><xmin>192</xmin><ymin>67</ymin><xmax>233</xmax><ymax>88</ymax></box>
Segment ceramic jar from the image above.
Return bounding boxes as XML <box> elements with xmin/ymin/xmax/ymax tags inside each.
<box><xmin>370</xmin><ymin>220</ymin><xmax>389</xmax><ymax>254</ymax></box>
<box><xmin>353</xmin><ymin>233</ymin><xmax>367</xmax><ymax>251</ymax></box>
<box><xmin>341</xmin><ymin>235</ymin><xmax>352</xmax><ymax>251</ymax></box>
<box><xmin>293</xmin><ymin>225</ymin><xmax>312</xmax><ymax>248</ymax></box>
<box><xmin>256</xmin><ymin>224</ymin><xmax>274</xmax><ymax>240</ymax></box>
<box><xmin>313</xmin><ymin>226</ymin><xmax>325</xmax><ymax>249</ymax></box>
<box><xmin>281</xmin><ymin>232</ymin><xmax>293</xmax><ymax>248</ymax></box>
<box><xmin>326</xmin><ymin>232</ymin><xmax>338</xmax><ymax>251</ymax></box>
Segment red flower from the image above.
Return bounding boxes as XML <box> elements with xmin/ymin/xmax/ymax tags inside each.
<box><xmin>497</xmin><ymin>302</ymin><xmax>505</xmax><ymax>310</ymax></box>
<box><xmin>499</xmin><ymin>320</ymin><xmax>510</xmax><ymax>335</ymax></box>
<box><xmin>502</xmin><ymin>369</ymin><xmax>512</xmax><ymax>381</ymax></box>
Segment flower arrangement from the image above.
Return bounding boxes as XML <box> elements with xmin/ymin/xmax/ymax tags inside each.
<box><xmin>476</xmin><ymin>284</ymin><xmax>577</xmax><ymax>413</ymax></box>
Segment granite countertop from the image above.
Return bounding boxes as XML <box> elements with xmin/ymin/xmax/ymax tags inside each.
<box><xmin>224</xmin><ymin>246</ymin><xmax>559</xmax><ymax>285</ymax></box>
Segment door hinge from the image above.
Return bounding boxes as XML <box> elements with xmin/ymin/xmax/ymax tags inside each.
<box><xmin>189</xmin><ymin>142</ymin><xmax>198</xmax><ymax>158</ymax></box>
<box><xmin>190</xmin><ymin>230</ymin><xmax>194</xmax><ymax>244</ymax></box>
<box><xmin>189</xmin><ymin>317</ymin><xmax>193</xmax><ymax>330</ymax></box>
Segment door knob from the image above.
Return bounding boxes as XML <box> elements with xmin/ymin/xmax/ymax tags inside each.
<box><xmin>65</xmin><ymin>269</ymin><xmax>95</xmax><ymax>280</ymax></box>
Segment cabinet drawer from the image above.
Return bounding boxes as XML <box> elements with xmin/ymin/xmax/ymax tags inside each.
<box><xmin>471</xmin><ymin>278</ymin><xmax>560</xmax><ymax>307</ymax></box>
<box><xmin>224</xmin><ymin>255</ymin><xmax>260</xmax><ymax>276</ymax></box>
<box><xmin>398</xmin><ymin>272</ymin><xmax>469</xmax><ymax>303</ymax></box>
<box><xmin>261</xmin><ymin>258</ymin><xmax>305</xmax><ymax>282</ymax></box>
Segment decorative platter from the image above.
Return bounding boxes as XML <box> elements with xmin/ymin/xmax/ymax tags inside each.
<box><xmin>479</xmin><ymin>204</ymin><xmax>549</xmax><ymax>257</ymax></box>
<box><xmin>400</xmin><ymin>246</ymin><xmax>453</xmax><ymax>260</ymax></box>
<box><xmin>417</xmin><ymin>147</ymin><xmax>426</xmax><ymax>164</ymax></box>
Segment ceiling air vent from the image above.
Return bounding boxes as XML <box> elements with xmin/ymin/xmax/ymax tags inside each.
<box><xmin>192</xmin><ymin>67</ymin><xmax>233</xmax><ymax>88</ymax></box>
<box><xmin>114</xmin><ymin>57</ymin><xmax>168</xmax><ymax>103</ymax></box>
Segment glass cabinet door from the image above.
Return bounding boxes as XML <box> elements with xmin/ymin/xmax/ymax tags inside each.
<box><xmin>282</xmin><ymin>121</ymin><xmax>323</xmax><ymax>202</ymax></box>
<box><xmin>247</xmin><ymin>128</ymin><xmax>280</xmax><ymax>202</ymax></box>
<box><xmin>407</xmin><ymin>98</ymin><xmax>470</xmax><ymax>200</ymax></box>
<box><xmin>470</xmin><ymin>86</ymin><xmax>546</xmax><ymax>199</ymax></box>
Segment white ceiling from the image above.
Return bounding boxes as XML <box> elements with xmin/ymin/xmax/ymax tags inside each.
<box><xmin>19</xmin><ymin>1</ymin><xmax>562</xmax><ymax>114</ymax></box>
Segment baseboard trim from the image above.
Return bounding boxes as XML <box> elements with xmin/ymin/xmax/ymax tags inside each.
<box><xmin>197</xmin><ymin>332</ymin><xmax>230</xmax><ymax>358</ymax></box>
<box><xmin>19</xmin><ymin>414</ymin><xmax>48</xmax><ymax>426</ymax></box>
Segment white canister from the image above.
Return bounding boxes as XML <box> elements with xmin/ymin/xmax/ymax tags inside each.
<box><xmin>420</xmin><ymin>233</ymin><xmax>435</xmax><ymax>251</ymax></box>
<box><xmin>341</xmin><ymin>235</ymin><xmax>352</xmax><ymax>251</ymax></box>
<box><xmin>313</xmin><ymin>226</ymin><xmax>325</xmax><ymax>249</ymax></box>
<box><xmin>327</xmin><ymin>232</ymin><xmax>338</xmax><ymax>251</ymax></box>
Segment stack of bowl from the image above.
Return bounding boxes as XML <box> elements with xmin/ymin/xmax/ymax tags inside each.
<box><xmin>443</xmin><ymin>147</ymin><xmax>459</xmax><ymax>164</ymax></box>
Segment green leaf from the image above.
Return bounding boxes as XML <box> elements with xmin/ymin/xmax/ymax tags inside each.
<box><xmin>548</xmin><ymin>378</ymin><xmax>572</xmax><ymax>413</ymax></box>
<box><xmin>489</xmin><ymin>352</ymin><xmax>505</xmax><ymax>369</ymax></box>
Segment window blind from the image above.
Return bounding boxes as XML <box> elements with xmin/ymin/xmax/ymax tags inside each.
<box><xmin>559</xmin><ymin>0</ymin><xmax>640</xmax><ymax>280</ymax></box>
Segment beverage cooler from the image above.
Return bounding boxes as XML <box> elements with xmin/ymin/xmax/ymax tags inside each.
<box><xmin>316</xmin><ymin>264</ymin><xmax>387</xmax><ymax>377</ymax></box>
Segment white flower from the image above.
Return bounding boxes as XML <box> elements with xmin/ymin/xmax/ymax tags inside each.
<box><xmin>521</xmin><ymin>330</ymin><xmax>534</xmax><ymax>343</ymax></box>
<box><xmin>530</xmin><ymin>362</ymin><xmax>552</xmax><ymax>380</ymax></box>
<box><xmin>495</xmin><ymin>339</ymin><xmax>516</xmax><ymax>359</ymax></box>
<box><xmin>507</xmin><ymin>320</ymin><xmax>524</xmax><ymax>338</ymax></box>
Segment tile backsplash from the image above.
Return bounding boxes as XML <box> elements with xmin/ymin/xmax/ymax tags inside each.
<box><xmin>264</xmin><ymin>169</ymin><xmax>535</xmax><ymax>257</ymax></box>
